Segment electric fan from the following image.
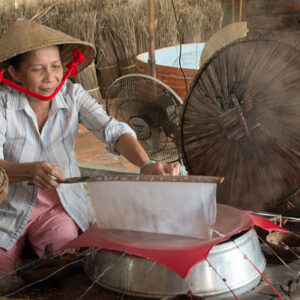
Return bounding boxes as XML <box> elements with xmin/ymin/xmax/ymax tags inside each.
<box><xmin>106</xmin><ymin>73</ymin><xmax>183</xmax><ymax>163</ymax></box>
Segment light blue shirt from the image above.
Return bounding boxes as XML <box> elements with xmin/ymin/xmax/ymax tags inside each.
<box><xmin>0</xmin><ymin>80</ymin><xmax>136</xmax><ymax>250</ymax></box>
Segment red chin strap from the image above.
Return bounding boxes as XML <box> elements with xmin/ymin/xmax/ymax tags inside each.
<box><xmin>0</xmin><ymin>48</ymin><xmax>86</xmax><ymax>101</ymax></box>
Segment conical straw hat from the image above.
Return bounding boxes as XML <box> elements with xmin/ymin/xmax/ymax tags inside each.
<box><xmin>200</xmin><ymin>21</ymin><xmax>248</xmax><ymax>67</ymax></box>
<box><xmin>0</xmin><ymin>19</ymin><xmax>96</xmax><ymax>73</ymax></box>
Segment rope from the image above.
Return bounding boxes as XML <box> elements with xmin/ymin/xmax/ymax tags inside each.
<box><xmin>97</xmin><ymin>64</ymin><xmax>118</xmax><ymax>70</ymax></box>
<box><xmin>75</xmin><ymin>251</ymin><xmax>126</xmax><ymax>300</ymax></box>
<box><xmin>243</xmin><ymin>255</ymin><xmax>285</xmax><ymax>300</ymax></box>
<box><xmin>233</xmin><ymin>240</ymin><xmax>285</xmax><ymax>300</ymax></box>
<box><xmin>258</xmin><ymin>236</ymin><xmax>298</xmax><ymax>275</ymax></box>
<box><xmin>0</xmin><ymin>248</ymin><xmax>68</xmax><ymax>281</ymax></box>
<box><xmin>0</xmin><ymin>260</ymin><xmax>36</xmax><ymax>281</ymax></box>
<box><xmin>87</xmin><ymin>87</ymin><xmax>100</xmax><ymax>93</ymax></box>
<box><xmin>119</xmin><ymin>64</ymin><xmax>136</xmax><ymax>70</ymax></box>
<box><xmin>2</xmin><ymin>254</ymin><xmax>88</xmax><ymax>298</ymax></box>
<box><xmin>206</xmin><ymin>259</ymin><xmax>240</xmax><ymax>299</ymax></box>
<box><xmin>171</xmin><ymin>0</ymin><xmax>188</xmax><ymax>93</ymax></box>
<box><xmin>87</xmin><ymin>63</ymin><xmax>96</xmax><ymax>69</ymax></box>
<box><xmin>279</xmin><ymin>241</ymin><xmax>300</xmax><ymax>259</ymax></box>
<box><xmin>99</xmin><ymin>85</ymin><xmax>112</xmax><ymax>90</ymax></box>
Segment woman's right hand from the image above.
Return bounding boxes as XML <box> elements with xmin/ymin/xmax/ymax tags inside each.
<box><xmin>32</xmin><ymin>161</ymin><xmax>65</xmax><ymax>189</ymax></box>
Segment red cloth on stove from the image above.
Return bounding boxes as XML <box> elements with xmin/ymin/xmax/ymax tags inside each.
<box><xmin>62</xmin><ymin>204</ymin><xmax>287</xmax><ymax>278</ymax></box>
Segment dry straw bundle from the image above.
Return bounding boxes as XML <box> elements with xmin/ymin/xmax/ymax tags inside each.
<box><xmin>154</xmin><ymin>0</ymin><xmax>183</xmax><ymax>48</ymax></box>
<box><xmin>0</xmin><ymin>0</ymin><xmax>46</xmax><ymax>35</ymax></box>
<box><xmin>132</xmin><ymin>0</ymin><xmax>180</xmax><ymax>54</ymax></box>
<box><xmin>95</xmin><ymin>20</ymin><xmax>120</xmax><ymax>99</ymax></box>
<box><xmin>95</xmin><ymin>1</ymin><xmax>134</xmax><ymax>98</ymax></box>
<box><xmin>104</xmin><ymin>1</ymin><xmax>138</xmax><ymax>76</ymax></box>
<box><xmin>95</xmin><ymin>0</ymin><xmax>178</xmax><ymax>97</ymax></box>
<box><xmin>134</xmin><ymin>0</ymin><xmax>223</xmax><ymax>51</ymax></box>
<box><xmin>177</xmin><ymin>0</ymin><xmax>224</xmax><ymax>43</ymax></box>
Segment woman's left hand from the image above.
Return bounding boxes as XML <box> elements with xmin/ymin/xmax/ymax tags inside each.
<box><xmin>141</xmin><ymin>161</ymin><xmax>182</xmax><ymax>176</ymax></box>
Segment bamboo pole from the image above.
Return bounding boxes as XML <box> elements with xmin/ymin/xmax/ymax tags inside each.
<box><xmin>148</xmin><ymin>0</ymin><xmax>156</xmax><ymax>77</ymax></box>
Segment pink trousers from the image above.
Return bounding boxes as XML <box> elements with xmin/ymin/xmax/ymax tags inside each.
<box><xmin>0</xmin><ymin>188</ymin><xmax>78</xmax><ymax>277</ymax></box>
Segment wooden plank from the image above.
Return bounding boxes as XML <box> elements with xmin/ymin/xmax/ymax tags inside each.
<box><xmin>246</xmin><ymin>0</ymin><xmax>300</xmax><ymax>16</ymax></box>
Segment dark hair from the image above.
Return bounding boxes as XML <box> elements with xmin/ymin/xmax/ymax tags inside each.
<box><xmin>8</xmin><ymin>53</ymin><xmax>28</xmax><ymax>71</ymax></box>
<box><xmin>8</xmin><ymin>45</ymin><xmax>63</xmax><ymax>71</ymax></box>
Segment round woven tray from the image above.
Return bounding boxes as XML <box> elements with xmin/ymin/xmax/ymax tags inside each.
<box><xmin>181</xmin><ymin>34</ymin><xmax>300</xmax><ymax>211</ymax></box>
<box><xmin>0</xmin><ymin>168</ymin><xmax>8</xmax><ymax>203</ymax></box>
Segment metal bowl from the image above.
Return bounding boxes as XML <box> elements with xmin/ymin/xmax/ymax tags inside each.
<box><xmin>84</xmin><ymin>228</ymin><xmax>265</xmax><ymax>299</ymax></box>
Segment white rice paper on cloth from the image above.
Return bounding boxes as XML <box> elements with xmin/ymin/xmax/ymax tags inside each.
<box><xmin>87</xmin><ymin>180</ymin><xmax>217</xmax><ymax>240</ymax></box>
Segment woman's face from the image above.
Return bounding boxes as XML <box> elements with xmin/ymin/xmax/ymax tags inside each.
<box><xmin>8</xmin><ymin>46</ymin><xmax>63</xmax><ymax>97</ymax></box>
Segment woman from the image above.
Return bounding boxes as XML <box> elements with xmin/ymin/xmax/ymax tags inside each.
<box><xmin>0</xmin><ymin>19</ymin><xmax>181</xmax><ymax>277</ymax></box>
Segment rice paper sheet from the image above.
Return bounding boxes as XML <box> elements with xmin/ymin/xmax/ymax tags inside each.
<box><xmin>87</xmin><ymin>180</ymin><xmax>217</xmax><ymax>240</ymax></box>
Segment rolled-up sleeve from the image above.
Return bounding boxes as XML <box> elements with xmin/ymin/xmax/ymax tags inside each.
<box><xmin>75</xmin><ymin>84</ymin><xmax>136</xmax><ymax>154</ymax></box>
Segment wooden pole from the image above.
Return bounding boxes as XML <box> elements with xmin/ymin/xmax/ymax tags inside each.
<box><xmin>239</xmin><ymin>0</ymin><xmax>243</xmax><ymax>22</ymax></box>
<box><xmin>232</xmin><ymin>0</ymin><xmax>235</xmax><ymax>23</ymax></box>
<box><xmin>148</xmin><ymin>0</ymin><xmax>156</xmax><ymax>78</ymax></box>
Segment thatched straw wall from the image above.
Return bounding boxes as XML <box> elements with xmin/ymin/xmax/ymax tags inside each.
<box><xmin>0</xmin><ymin>0</ymin><xmax>224</xmax><ymax>100</ymax></box>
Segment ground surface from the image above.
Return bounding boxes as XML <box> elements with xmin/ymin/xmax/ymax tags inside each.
<box><xmin>0</xmin><ymin>243</ymin><xmax>299</xmax><ymax>300</ymax></box>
